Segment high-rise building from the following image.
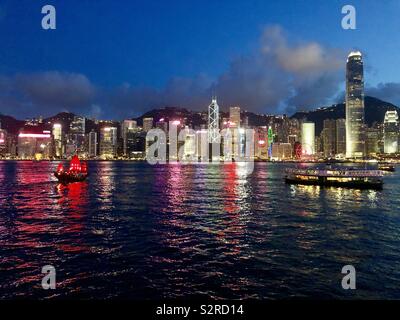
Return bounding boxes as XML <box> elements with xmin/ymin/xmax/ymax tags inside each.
<box><xmin>143</xmin><ymin>118</ymin><xmax>153</xmax><ymax>132</ymax></box>
<box><xmin>168</xmin><ymin>120</ymin><xmax>182</xmax><ymax>161</ymax></box>
<box><xmin>155</xmin><ymin>118</ymin><xmax>168</xmax><ymax>132</ymax></box>
<box><xmin>181</xmin><ymin>126</ymin><xmax>196</xmax><ymax>161</ymax></box>
<box><xmin>100</xmin><ymin>127</ymin><xmax>118</xmax><ymax>159</ymax></box>
<box><xmin>229</xmin><ymin>107</ymin><xmax>241</xmax><ymax>128</ymax></box>
<box><xmin>52</xmin><ymin>123</ymin><xmax>63</xmax><ymax>158</ymax></box>
<box><xmin>255</xmin><ymin>126</ymin><xmax>268</xmax><ymax>160</ymax></box>
<box><xmin>88</xmin><ymin>130</ymin><xmax>98</xmax><ymax>158</ymax></box>
<box><xmin>322</xmin><ymin>119</ymin><xmax>336</xmax><ymax>158</ymax></box>
<box><xmin>336</xmin><ymin>119</ymin><xmax>346</xmax><ymax>156</ymax></box>
<box><xmin>270</xmin><ymin>143</ymin><xmax>292</xmax><ymax>160</ymax></box>
<box><xmin>301</xmin><ymin>121</ymin><xmax>315</xmax><ymax>156</ymax></box>
<box><xmin>384</xmin><ymin>110</ymin><xmax>399</xmax><ymax>154</ymax></box>
<box><xmin>0</xmin><ymin>128</ymin><xmax>7</xmax><ymax>156</ymax></box>
<box><xmin>366</xmin><ymin>127</ymin><xmax>380</xmax><ymax>156</ymax></box>
<box><xmin>196</xmin><ymin>129</ymin><xmax>208</xmax><ymax>161</ymax></box>
<box><xmin>121</xmin><ymin>120</ymin><xmax>138</xmax><ymax>156</ymax></box>
<box><xmin>346</xmin><ymin>51</ymin><xmax>365</xmax><ymax>158</ymax></box>
<box><xmin>17</xmin><ymin>129</ymin><xmax>52</xmax><ymax>159</ymax></box>
<box><xmin>69</xmin><ymin>116</ymin><xmax>86</xmax><ymax>157</ymax></box>
<box><xmin>229</xmin><ymin>106</ymin><xmax>241</xmax><ymax>158</ymax></box>
<box><xmin>208</xmin><ymin>97</ymin><xmax>220</xmax><ymax>143</ymax></box>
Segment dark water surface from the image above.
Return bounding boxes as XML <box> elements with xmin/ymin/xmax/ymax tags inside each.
<box><xmin>1</xmin><ymin>161</ymin><xmax>400</xmax><ymax>299</ymax></box>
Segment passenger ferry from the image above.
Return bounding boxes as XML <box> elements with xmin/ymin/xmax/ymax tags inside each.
<box><xmin>285</xmin><ymin>167</ymin><xmax>384</xmax><ymax>189</ymax></box>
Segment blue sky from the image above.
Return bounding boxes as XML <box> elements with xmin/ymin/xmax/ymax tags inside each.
<box><xmin>0</xmin><ymin>0</ymin><xmax>399</xmax><ymax>119</ymax></box>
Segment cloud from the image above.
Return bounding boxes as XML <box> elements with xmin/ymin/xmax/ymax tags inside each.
<box><xmin>0</xmin><ymin>71</ymin><xmax>96</xmax><ymax>118</ymax></box>
<box><xmin>2</xmin><ymin>25</ymin><xmax>398</xmax><ymax>120</ymax></box>
<box><xmin>212</xmin><ymin>25</ymin><xmax>345</xmax><ymax>114</ymax></box>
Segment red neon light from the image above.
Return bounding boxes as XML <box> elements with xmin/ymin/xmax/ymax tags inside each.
<box><xmin>18</xmin><ymin>133</ymin><xmax>51</xmax><ymax>138</ymax></box>
<box><xmin>0</xmin><ymin>139</ymin><xmax>4</xmax><ymax>144</ymax></box>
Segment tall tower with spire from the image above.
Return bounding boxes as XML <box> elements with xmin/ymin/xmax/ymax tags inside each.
<box><xmin>346</xmin><ymin>51</ymin><xmax>365</xmax><ymax>158</ymax></box>
<box><xmin>208</xmin><ymin>97</ymin><xmax>220</xmax><ymax>143</ymax></box>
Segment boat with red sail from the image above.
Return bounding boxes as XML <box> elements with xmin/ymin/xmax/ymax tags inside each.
<box><xmin>54</xmin><ymin>155</ymin><xmax>88</xmax><ymax>183</ymax></box>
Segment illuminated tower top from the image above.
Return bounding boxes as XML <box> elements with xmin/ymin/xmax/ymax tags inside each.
<box><xmin>208</xmin><ymin>97</ymin><xmax>220</xmax><ymax>143</ymax></box>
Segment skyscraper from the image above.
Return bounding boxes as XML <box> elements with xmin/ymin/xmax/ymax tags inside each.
<box><xmin>229</xmin><ymin>106</ymin><xmax>241</xmax><ymax>158</ymax></box>
<box><xmin>366</xmin><ymin>127</ymin><xmax>380</xmax><ymax>156</ymax></box>
<box><xmin>335</xmin><ymin>119</ymin><xmax>346</xmax><ymax>156</ymax></box>
<box><xmin>143</xmin><ymin>118</ymin><xmax>153</xmax><ymax>132</ymax></box>
<box><xmin>346</xmin><ymin>51</ymin><xmax>365</xmax><ymax>158</ymax></box>
<box><xmin>208</xmin><ymin>97</ymin><xmax>219</xmax><ymax>143</ymax></box>
<box><xmin>229</xmin><ymin>107</ymin><xmax>241</xmax><ymax>128</ymax></box>
<box><xmin>384</xmin><ymin>110</ymin><xmax>399</xmax><ymax>154</ymax></box>
<box><xmin>301</xmin><ymin>121</ymin><xmax>315</xmax><ymax>156</ymax></box>
<box><xmin>0</xmin><ymin>128</ymin><xmax>7</xmax><ymax>156</ymax></box>
<box><xmin>52</xmin><ymin>123</ymin><xmax>63</xmax><ymax>158</ymax></box>
<box><xmin>88</xmin><ymin>130</ymin><xmax>98</xmax><ymax>158</ymax></box>
<box><xmin>100</xmin><ymin>127</ymin><xmax>118</xmax><ymax>159</ymax></box>
<box><xmin>69</xmin><ymin>116</ymin><xmax>86</xmax><ymax>157</ymax></box>
<box><xmin>322</xmin><ymin>119</ymin><xmax>336</xmax><ymax>158</ymax></box>
<box><xmin>121</xmin><ymin>120</ymin><xmax>138</xmax><ymax>156</ymax></box>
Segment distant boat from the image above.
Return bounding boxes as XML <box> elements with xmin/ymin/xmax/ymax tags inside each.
<box><xmin>285</xmin><ymin>167</ymin><xmax>384</xmax><ymax>189</ymax></box>
<box><xmin>54</xmin><ymin>155</ymin><xmax>88</xmax><ymax>183</ymax></box>
<box><xmin>378</xmin><ymin>163</ymin><xmax>396</xmax><ymax>172</ymax></box>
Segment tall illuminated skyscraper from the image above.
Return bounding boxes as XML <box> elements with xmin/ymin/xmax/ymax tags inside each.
<box><xmin>335</xmin><ymin>119</ymin><xmax>346</xmax><ymax>156</ymax></box>
<box><xmin>100</xmin><ymin>127</ymin><xmax>118</xmax><ymax>159</ymax></box>
<box><xmin>52</xmin><ymin>123</ymin><xmax>63</xmax><ymax>158</ymax></box>
<box><xmin>346</xmin><ymin>51</ymin><xmax>365</xmax><ymax>158</ymax></box>
<box><xmin>384</xmin><ymin>110</ymin><xmax>399</xmax><ymax>154</ymax></box>
<box><xmin>69</xmin><ymin>116</ymin><xmax>86</xmax><ymax>156</ymax></box>
<box><xmin>301</xmin><ymin>121</ymin><xmax>315</xmax><ymax>156</ymax></box>
<box><xmin>229</xmin><ymin>106</ymin><xmax>241</xmax><ymax>157</ymax></box>
<box><xmin>121</xmin><ymin>120</ymin><xmax>137</xmax><ymax>156</ymax></box>
<box><xmin>88</xmin><ymin>130</ymin><xmax>98</xmax><ymax>158</ymax></box>
<box><xmin>208</xmin><ymin>97</ymin><xmax>219</xmax><ymax>143</ymax></box>
<box><xmin>229</xmin><ymin>106</ymin><xmax>240</xmax><ymax>128</ymax></box>
<box><xmin>143</xmin><ymin>118</ymin><xmax>153</xmax><ymax>132</ymax></box>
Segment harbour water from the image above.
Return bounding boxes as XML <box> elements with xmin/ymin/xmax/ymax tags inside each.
<box><xmin>1</xmin><ymin>161</ymin><xmax>400</xmax><ymax>299</ymax></box>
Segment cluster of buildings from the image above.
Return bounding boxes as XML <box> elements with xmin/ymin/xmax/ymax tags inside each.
<box><xmin>0</xmin><ymin>116</ymin><xmax>146</xmax><ymax>160</ymax></box>
<box><xmin>296</xmin><ymin>51</ymin><xmax>400</xmax><ymax>160</ymax></box>
<box><xmin>0</xmin><ymin>52</ymin><xmax>399</xmax><ymax>161</ymax></box>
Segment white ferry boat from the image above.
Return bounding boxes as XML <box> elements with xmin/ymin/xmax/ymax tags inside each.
<box><xmin>285</xmin><ymin>167</ymin><xmax>384</xmax><ymax>189</ymax></box>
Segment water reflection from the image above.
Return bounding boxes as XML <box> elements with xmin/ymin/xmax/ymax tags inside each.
<box><xmin>1</xmin><ymin>161</ymin><xmax>400</xmax><ymax>299</ymax></box>
<box><xmin>54</xmin><ymin>182</ymin><xmax>89</xmax><ymax>253</ymax></box>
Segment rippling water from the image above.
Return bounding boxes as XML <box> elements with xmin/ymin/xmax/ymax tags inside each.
<box><xmin>1</xmin><ymin>161</ymin><xmax>400</xmax><ymax>299</ymax></box>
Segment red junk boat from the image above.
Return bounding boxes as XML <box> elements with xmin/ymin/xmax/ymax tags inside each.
<box><xmin>54</xmin><ymin>155</ymin><xmax>88</xmax><ymax>183</ymax></box>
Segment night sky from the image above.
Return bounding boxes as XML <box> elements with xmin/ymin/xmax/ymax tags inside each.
<box><xmin>0</xmin><ymin>0</ymin><xmax>399</xmax><ymax>119</ymax></box>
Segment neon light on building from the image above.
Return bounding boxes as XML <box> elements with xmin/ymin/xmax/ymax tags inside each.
<box><xmin>18</xmin><ymin>133</ymin><xmax>51</xmax><ymax>138</ymax></box>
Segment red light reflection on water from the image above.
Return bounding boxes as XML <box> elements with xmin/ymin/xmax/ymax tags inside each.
<box><xmin>56</xmin><ymin>181</ymin><xmax>89</xmax><ymax>253</ymax></box>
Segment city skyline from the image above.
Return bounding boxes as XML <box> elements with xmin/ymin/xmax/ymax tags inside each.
<box><xmin>1</xmin><ymin>1</ymin><xmax>400</xmax><ymax>120</ymax></box>
<box><xmin>2</xmin><ymin>1</ymin><xmax>400</xmax><ymax>306</ymax></box>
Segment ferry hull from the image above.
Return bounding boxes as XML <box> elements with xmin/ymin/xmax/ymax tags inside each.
<box><xmin>285</xmin><ymin>177</ymin><xmax>383</xmax><ymax>190</ymax></box>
